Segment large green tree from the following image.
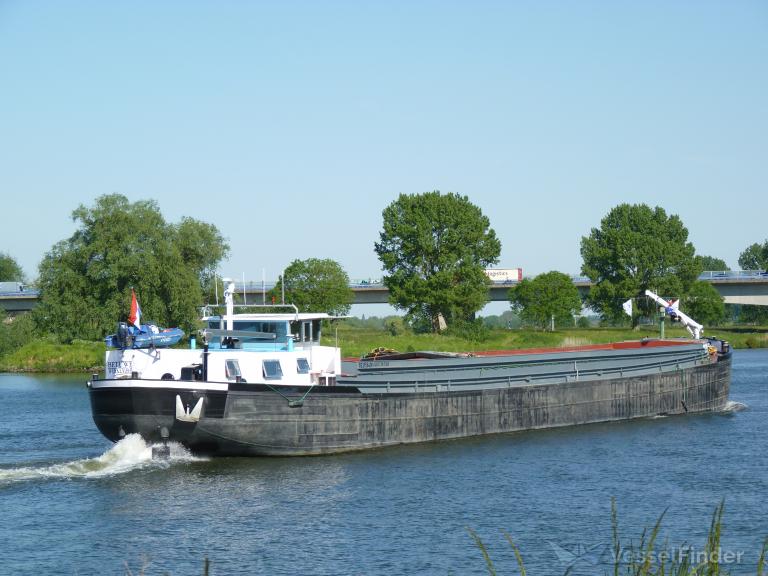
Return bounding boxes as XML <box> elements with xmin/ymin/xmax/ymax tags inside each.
<box><xmin>681</xmin><ymin>281</ymin><xmax>726</xmax><ymax>326</ymax></box>
<box><xmin>0</xmin><ymin>252</ymin><xmax>24</xmax><ymax>282</ymax></box>
<box><xmin>374</xmin><ymin>191</ymin><xmax>501</xmax><ymax>332</ymax></box>
<box><xmin>34</xmin><ymin>194</ymin><xmax>229</xmax><ymax>342</ymax></box>
<box><xmin>272</xmin><ymin>258</ymin><xmax>354</xmax><ymax>316</ymax></box>
<box><xmin>510</xmin><ymin>271</ymin><xmax>582</xmax><ymax>330</ymax></box>
<box><xmin>580</xmin><ymin>204</ymin><xmax>699</xmax><ymax>323</ymax></box>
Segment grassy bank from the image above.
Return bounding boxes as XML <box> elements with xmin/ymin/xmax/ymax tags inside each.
<box><xmin>0</xmin><ymin>325</ymin><xmax>765</xmax><ymax>373</ymax></box>
<box><xmin>0</xmin><ymin>339</ymin><xmax>103</xmax><ymax>373</ymax></box>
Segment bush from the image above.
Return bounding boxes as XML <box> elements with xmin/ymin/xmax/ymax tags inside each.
<box><xmin>446</xmin><ymin>319</ymin><xmax>489</xmax><ymax>343</ymax></box>
<box><xmin>384</xmin><ymin>317</ymin><xmax>407</xmax><ymax>336</ymax></box>
<box><xmin>0</xmin><ymin>311</ymin><xmax>37</xmax><ymax>357</ymax></box>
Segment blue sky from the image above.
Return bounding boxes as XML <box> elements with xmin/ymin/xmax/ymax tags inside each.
<box><xmin>2</xmin><ymin>1</ymin><xmax>766</xmax><ymax>291</ymax></box>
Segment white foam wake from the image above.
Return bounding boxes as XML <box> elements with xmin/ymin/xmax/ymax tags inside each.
<box><xmin>0</xmin><ymin>434</ymin><xmax>204</xmax><ymax>485</ymax></box>
<box><xmin>721</xmin><ymin>400</ymin><xmax>748</xmax><ymax>413</ymax></box>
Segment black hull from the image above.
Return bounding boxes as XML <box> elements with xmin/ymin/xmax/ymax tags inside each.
<box><xmin>88</xmin><ymin>353</ymin><xmax>731</xmax><ymax>456</ymax></box>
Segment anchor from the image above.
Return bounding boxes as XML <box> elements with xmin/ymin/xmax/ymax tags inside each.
<box><xmin>175</xmin><ymin>395</ymin><xmax>204</xmax><ymax>423</ymax></box>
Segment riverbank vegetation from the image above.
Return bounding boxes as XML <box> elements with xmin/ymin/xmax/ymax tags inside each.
<box><xmin>0</xmin><ymin>339</ymin><xmax>102</xmax><ymax>373</ymax></box>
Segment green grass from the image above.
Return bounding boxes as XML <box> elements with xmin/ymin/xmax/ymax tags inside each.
<box><xmin>0</xmin><ymin>339</ymin><xmax>103</xmax><ymax>373</ymax></box>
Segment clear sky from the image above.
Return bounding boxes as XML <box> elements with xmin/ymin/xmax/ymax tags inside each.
<box><xmin>2</xmin><ymin>1</ymin><xmax>766</xmax><ymax>289</ymax></box>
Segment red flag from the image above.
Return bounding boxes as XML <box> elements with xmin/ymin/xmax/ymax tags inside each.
<box><xmin>128</xmin><ymin>289</ymin><xmax>142</xmax><ymax>329</ymax></box>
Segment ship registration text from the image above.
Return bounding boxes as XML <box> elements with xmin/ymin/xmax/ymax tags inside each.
<box><xmin>107</xmin><ymin>360</ymin><xmax>133</xmax><ymax>376</ymax></box>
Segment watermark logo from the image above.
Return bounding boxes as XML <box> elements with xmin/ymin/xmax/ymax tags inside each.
<box><xmin>547</xmin><ymin>540</ymin><xmax>746</xmax><ymax>572</ymax></box>
<box><xmin>547</xmin><ymin>541</ymin><xmax>611</xmax><ymax>570</ymax></box>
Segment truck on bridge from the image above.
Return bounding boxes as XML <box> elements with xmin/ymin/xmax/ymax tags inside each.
<box><xmin>484</xmin><ymin>268</ymin><xmax>523</xmax><ymax>283</ymax></box>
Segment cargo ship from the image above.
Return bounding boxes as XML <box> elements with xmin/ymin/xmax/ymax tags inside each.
<box><xmin>87</xmin><ymin>282</ymin><xmax>731</xmax><ymax>456</ymax></box>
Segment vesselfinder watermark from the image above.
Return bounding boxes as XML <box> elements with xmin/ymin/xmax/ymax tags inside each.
<box><xmin>548</xmin><ymin>541</ymin><xmax>747</xmax><ymax>571</ymax></box>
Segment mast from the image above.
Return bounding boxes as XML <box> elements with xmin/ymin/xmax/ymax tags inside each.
<box><xmin>222</xmin><ymin>278</ymin><xmax>235</xmax><ymax>331</ymax></box>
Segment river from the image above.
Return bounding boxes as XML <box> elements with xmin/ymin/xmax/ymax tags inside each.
<box><xmin>0</xmin><ymin>349</ymin><xmax>766</xmax><ymax>575</ymax></box>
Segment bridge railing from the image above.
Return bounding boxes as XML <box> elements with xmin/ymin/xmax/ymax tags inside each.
<box><xmin>0</xmin><ymin>289</ymin><xmax>39</xmax><ymax>296</ymax></box>
<box><xmin>698</xmin><ymin>270</ymin><xmax>768</xmax><ymax>279</ymax></box>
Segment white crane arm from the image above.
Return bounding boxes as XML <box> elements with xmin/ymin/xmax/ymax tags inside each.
<box><xmin>644</xmin><ymin>289</ymin><xmax>704</xmax><ymax>339</ymax></box>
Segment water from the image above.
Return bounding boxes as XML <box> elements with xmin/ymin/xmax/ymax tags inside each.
<box><xmin>0</xmin><ymin>350</ymin><xmax>766</xmax><ymax>575</ymax></box>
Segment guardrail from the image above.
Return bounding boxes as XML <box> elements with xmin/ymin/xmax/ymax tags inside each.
<box><xmin>0</xmin><ymin>289</ymin><xmax>40</xmax><ymax>296</ymax></box>
<box><xmin>697</xmin><ymin>270</ymin><xmax>768</xmax><ymax>279</ymax></box>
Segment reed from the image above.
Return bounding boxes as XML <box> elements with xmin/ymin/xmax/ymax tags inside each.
<box><xmin>470</xmin><ymin>500</ymin><xmax>768</xmax><ymax>575</ymax></box>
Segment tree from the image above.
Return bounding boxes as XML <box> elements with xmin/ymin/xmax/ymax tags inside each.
<box><xmin>509</xmin><ymin>271</ymin><xmax>582</xmax><ymax>330</ymax></box>
<box><xmin>374</xmin><ymin>191</ymin><xmax>501</xmax><ymax>332</ymax></box>
<box><xmin>33</xmin><ymin>194</ymin><xmax>229</xmax><ymax>342</ymax></box>
<box><xmin>0</xmin><ymin>252</ymin><xmax>24</xmax><ymax>282</ymax></box>
<box><xmin>737</xmin><ymin>304</ymin><xmax>768</xmax><ymax>325</ymax></box>
<box><xmin>272</xmin><ymin>258</ymin><xmax>354</xmax><ymax>316</ymax></box>
<box><xmin>173</xmin><ymin>217</ymin><xmax>230</xmax><ymax>291</ymax></box>
<box><xmin>696</xmin><ymin>255</ymin><xmax>729</xmax><ymax>272</ymax></box>
<box><xmin>738</xmin><ymin>241</ymin><xmax>768</xmax><ymax>270</ymax></box>
<box><xmin>681</xmin><ymin>281</ymin><xmax>726</xmax><ymax>326</ymax></box>
<box><xmin>580</xmin><ymin>204</ymin><xmax>699</xmax><ymax>323</ymax></box>
<box><xmin>736</xmin><ymin>240</ymin><xmax>768</xmax><ymax>324</ymax></box>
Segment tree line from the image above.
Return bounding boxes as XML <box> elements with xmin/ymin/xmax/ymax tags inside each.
<box><xmin>2</xmin><ymin>192</ymin><xmax>768</xmax><ymax>351</ymax></box>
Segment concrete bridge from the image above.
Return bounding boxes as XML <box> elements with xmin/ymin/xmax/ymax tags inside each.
<box><xmin>349</xmin><ymin>271</ymin><xmax>768</xmax><ymax>306</ymax></box>
<box><xmin>3</xmin><ymin>271</ymin><xmax>768</xmax><ymax>313</ymax></box>
<box><xmin>0</xmin><ymin>291</ymin><xmax>40</xmax><ymax>314</ymax></box>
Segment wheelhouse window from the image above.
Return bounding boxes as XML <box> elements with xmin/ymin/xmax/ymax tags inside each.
<box><xmin>263</xmin><ymin>360</ymin><xmax>283</xmax><ymax>380</ymax></box>
<box><xmin>290</xmin><ymin>319</ymin><xmax>323</xmax><ymax>344</ymax></box>
<box><xmin>297</xmin><ymin>358</ymin><xmax>310</xmax><ymax>374</ymax></box>
<box><xmin>225</xmin><ymin>359</ymin><xmax>241</xmax><ymax>380</ymax></box>
<box><xmin>231</xmin><ymin>320</ymin><xmax>288</xmax><ymax>344</ymax></box>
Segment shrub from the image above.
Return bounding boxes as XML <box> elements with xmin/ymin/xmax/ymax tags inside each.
<box><xmin>0</xmin><ymin>311</ymin><xmax>37</xmax><ymax>357</ymax></box>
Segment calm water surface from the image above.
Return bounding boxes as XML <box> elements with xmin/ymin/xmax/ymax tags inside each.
<box><xmin>1</xmin><ymin>350</ymin><xmax>766</xmax><ymax>575</ymax></box>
